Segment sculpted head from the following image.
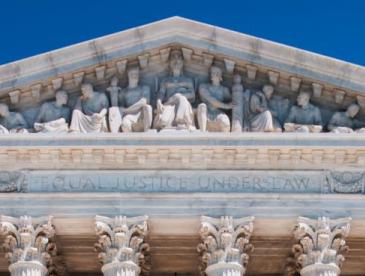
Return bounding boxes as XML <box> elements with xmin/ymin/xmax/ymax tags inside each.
<box><xmin>233</xmin><ymin>74</ymin><xmax>242</xmax><ymax>84</ymax></box>
<box><xmin>110</xmin><ymin>76</ymin><xmax>119</xmax><ymax>87</ymax></box>
<box><xmin>263</xmin><ymin>85</ymin><xmax>274</xmax><ymax>99</ymax></box>
<box><xmin>81</xmin><ymin>83</ymin><xmax>94</xmax><ymax>99</ymax></box>
<box><xmin>169</xmin><ymin>49</ymin><xmax>184</xmax><ymax>77</ymax></box>
<box><xmin>297</xmin><ymin>91</ymin><xmax>311</xmax><ymax>107</ymax></box>
<box><xmin>128</xmin><ymin>67</ymin><xmax>140</xmax><ymax>88</ymax></box>
<box><xmin>210</xmin><ymin>66</ymin><xmax>223</xmax><ymax>86</ymax></box>
<box><xmin>0</xmin><ymin>103</ymin><xmax>9</xmax><ymax>117</ymax></box>
<box><xmin>55</xmin><ymin>90</ymin><xmax>68</xmax><ymax>106</ymax></box>
<box><xmin>346</xmin><ymin>103</ymin><xmax>360</xmax><ymax>118</ymax></box>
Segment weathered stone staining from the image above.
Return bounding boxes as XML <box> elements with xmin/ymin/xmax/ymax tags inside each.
<box><xmin>154</xmin><ymin>49</ymin><xmax>196</xmax><ymax>131</ymax></box>
<box><xmin>34</xmin><ymin>90</ymin><xmax>70</xmax><ymax>133</ymax></box>
<box><xmin>198</xmin><ymin>66</ymin><xmax>232</xmax><ymax>132</ymax></box>
<box><xmin>284</xmin><ymin>91</ymin><xmax>323</xmax><ymax>133</ymax></box>
<box><xmin>70</xmin><ymin>83</ymin><xmax>109</xmax><ymax>133</ymax></box>
<box><xmin>0</xmin><ymin>103</ymin><xmax>28</xmax><ymax>134</ymax></box>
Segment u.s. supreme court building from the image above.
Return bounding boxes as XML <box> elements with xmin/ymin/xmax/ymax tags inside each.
<box><xmin>0</xmin><ymin>17</ymin><xmax>364</xmax><ymax>276</ymax></box>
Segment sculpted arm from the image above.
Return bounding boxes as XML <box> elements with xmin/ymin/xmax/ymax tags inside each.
<box><xmin>121</xmin><ymin>86</ymin><xmax>150</xmax><ymax>114</ymax></box>
<box><xmin>63</xmin><ymin>107</ymin><xmax>71</xmax><ymax>123</ymax></box>
<box><xmin>181</xmin><ymin>80</ymin><xmax>195</xmax><ymax>102</ymax></box>
<box><xmin>100</xmin><ymin>94</ymin><xmax>110</xmax><ymax>110</ymax></box>
<box><xmin>16</xmin><ymin>113</ymin><xmax>28</xmax><ymax>129</ymax></box>
<box><xmin>157</xmin><ymin>82</ymin><xmax>167</xmax><ymax>102</ymax></box>
<box><xmin>142</xmin><ymin>85</ymin><xmax>151</xmax><ymax>104</ymax></box>
<box><xmin>199</xmin><ymin>85</ymin><xmax>232</xmax><ymax>110</ymax></box>
<box><xmin>327</xmin><ymin>112</ymin><xmax>340</xmax><ymax>131</ymax></box>
<box><xmin>35</xmin><ymin>103</ymin><xmax>46</xmax><ymax>123</ymax></box>
<box><xmin>107</xmin><ymin>87</ymin><xmax>120</xmax><ymax>107</ymax></box>
<box><xmin>223</xmin><ymin>87</ymin><xmax>231</xmax><ymax>103</ymax></box>
<box><xmin>314</xmin><ymin>107</ymin><xmax>322</xmax><ymax>125</ymax></box>
<box><xmin>285</xmin><ymin>107</ymin><xmax>296</xmax><ymax>123</ymax></box>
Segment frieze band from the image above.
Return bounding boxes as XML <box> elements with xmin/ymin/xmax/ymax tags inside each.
<box><xmin>1</xmin><ymin>170</ymin><xmax>364</xmax><ymax>194</ymax></box>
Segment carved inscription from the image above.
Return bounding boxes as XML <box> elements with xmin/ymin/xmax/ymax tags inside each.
<box><xmin>3</xmin><ymin>170</ymin><xmax>365</xmax><ymax>194</ymax></box>
<box><xmin>11</xmin><ymin>170</ymin><xmax>328</xmax><ymax>193</ymax></box>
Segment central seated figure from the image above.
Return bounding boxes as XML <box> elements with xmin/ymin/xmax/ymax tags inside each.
<box><xmin>108</xmin><ymin>68</ymin><xmax>152</xmax><ymax>133</ymax></box>
<box><xmin>153</xmin><ymin>49</ymin><xmax>196</xmax><ymax>131</ymax></box>
<box><xmin>70</xmin><ymin>83</ymin><xmax>109</xmax><ymax>133</ymax></box>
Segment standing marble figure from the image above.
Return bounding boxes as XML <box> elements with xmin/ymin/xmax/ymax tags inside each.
<box><xmin>231</xmin><ymin>74</ymin><xmax>244</xmax><ymax>132</ymax></box>
<box><xmin>70</xmin><ymin>83</ymin><xmax>109</xmax><ymax>133</ymax></box>
<box><xmin>284</xmin><ymin>91</ymin><xmax>322</xmax><ymax>133</ymax></box>
<box><xmin>197</xmin><ymin>66</ymin><xmax>232</xmax><ymax>132</ymax></box>
<box><xmin>154</xmin><ymin>49</ymin><xmax>196</xmax><ymax>131</ymax></box>
<box><xmin>107</xmin><ymin>76</ymin><xmax>122</xmax><ymax>133</ymax></box>
<box><xmin>34</xmin><ymin>90</ymin><xmax>70</xmax><ymax>133</ymax></box>
<box><xmin>0</xmin><ymin>103</ymin><xmax>28</xmax><ymax>134</ymax></box>
<box><xmin>108</xmin><ymin>68</ymin><xmax>152</xmax><ymax>133</ymax></box>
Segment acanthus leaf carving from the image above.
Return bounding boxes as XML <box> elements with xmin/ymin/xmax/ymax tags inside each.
<box><xmin>94</xmin><ymin>215</ymin><xmax>150</xmax><ymax>274</ymax></box>
<box><xmin>287</xmin><ymin>216</ymin><xmax>351</xmax><ymax>276</ymax></box>
<box><xmin>197</xmin><ymin>216</ymin><xmax>254</xmax><ymax>275</ymax></box>
<box><xmin>0</xmin><ymin>215</ymin><xmax>56</xmax><ymax>269</ymax></box>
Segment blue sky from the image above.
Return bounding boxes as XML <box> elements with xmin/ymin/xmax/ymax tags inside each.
<box><xmin>1</xmin><ymin>0</ymin><xmax>365</xmax><ymax>65</ymax></box>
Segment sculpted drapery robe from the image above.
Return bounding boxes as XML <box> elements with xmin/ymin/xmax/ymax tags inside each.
<box><xmin>34</xmin><ymin>102</ymin><xmax>70</xmax><ymax>133</ymax></box>
<box><xmin>0</xmin><ymin>112</ymin><xmax>28</xmax><ymax>134</ymax></box>
<box><xmin>70</xmin><ymin>93</ymin><xmax>109</xmax><ymax>133</ymax></box>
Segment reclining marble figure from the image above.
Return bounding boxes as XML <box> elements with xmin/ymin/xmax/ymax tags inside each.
<box><xmin>249</xmin><ymin>85</ymin><xmax>282</xmax><ymax>132</ymax></box>
<box><xmin>284</xmin><ymin>91</ymin><xmax>322</xmax><ymax>133</ymax></box>
<box><xmin>34</xmin><ymin>90</ymin><xmax>70</xmax><ymax>133</ymax></box>
<box><xmin>70</xmin><ymin>83</ymin><xmax>109</xmax><ymax>133</ymax></box>
<box><xmin>197</xmin><ymin>66</ymin><xmax>232</xmax><ymax>132</ymax></box>
<box><xmin>0</xmin><ymin>103</ymin><xmax>28</xmax><ymax>134</ymax></box>
<box><xmin>154</xmin><ymin>49</ymin><xmax>196</xmax><ymax>131</ymax></box>
<box><xmin>108</xmin><ymin>68</ymin><xmax>152</xmax><ymax>133</ymax></box>
<box><xmin>327</xmin><ymin>103</ymin><xmax>365</xmax><ymax>133</ymax></box>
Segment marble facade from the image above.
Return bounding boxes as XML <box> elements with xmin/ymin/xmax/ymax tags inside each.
<box><xmin>0</xmin><ymin>17</ymin><xmax>365</xmax><ymax>275</ymax></box>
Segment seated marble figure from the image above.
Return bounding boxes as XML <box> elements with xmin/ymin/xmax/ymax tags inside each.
<box><xmin>327</xmin><ymin>103</ymin><xmax>365</xmax><ymax>133</ymax></box>
<box><xmin>197</xmin><ymin>66</ymin><xmax>232</xmax><ymax>132</ymax></box>
<box><xmin>249</xmin><ymin>85</ymin><xmax>282</xmax><ymax>132</ymax></box>
<box><xmin>70</xmin><ymin>83</ymin><xmax>109</xmax><ymax>133</ymax></box>
<box><xmin>34</xmin><ymin>90</ymin><xmax>70</xmax><ymax>133</ymax></box>
<box><xmin>154</xmin><ymin>49</ymin><xmax>195</xmax><ymax>131</ymax></box>
<box><xmin>284</xmin><ymin>91</ymin><xmax>322</xmax><ymax>133</ymax></box>
<box><xmin>0</xmin><ymin>103</ymin><xmax>28</xmax><ymax>134</ymax></box>
<box><xmin>108</xmin><ymin>68</ymin><xmax>152</xmax><ymax>133</ymax></box>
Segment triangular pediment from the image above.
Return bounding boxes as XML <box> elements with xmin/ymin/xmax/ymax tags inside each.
<box><xmin>1</xmin><ymin>16</ymin><xmax>365</xmax><ymax>121</ymax></box>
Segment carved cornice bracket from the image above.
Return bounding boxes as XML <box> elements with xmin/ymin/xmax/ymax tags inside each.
<box><xmin>287</xmin><ymin>216</ymin><xmax>351</xmax><ymax>276</ymax></box>
<box><xmin>94</xmin><ymin>215</ymin><xmax>150</xmax><ymax>274</ymax></box>
<box><xmin>197</xmin><ymin>216</ymin><xmax>254</xmax><ymax>275</ymax></box>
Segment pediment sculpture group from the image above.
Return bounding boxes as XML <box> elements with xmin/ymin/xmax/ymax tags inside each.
<box><xmin>0</xmin><ymin>49</ymin><xmax>364</xmax><ymax>134</ymax></box>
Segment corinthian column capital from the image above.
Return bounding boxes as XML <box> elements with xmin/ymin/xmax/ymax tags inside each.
<box><xmin>0</xmin><ymin>215</ymin><xmax>56</xmax><ymax>276</ymax></box>
<box><xmin>197</xmin><ymin>215</ymin><xmax>255</xmax><ymax>276</ymax></box>
<box><xmin>289</xmin><ymin>216</ymin><xmax>351</xmax><ymax>276</ymax></box>
<box><xmin>94</xmin><ymin>215</ymin><xmax>150</xmax><ymax>276</ymax></box>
